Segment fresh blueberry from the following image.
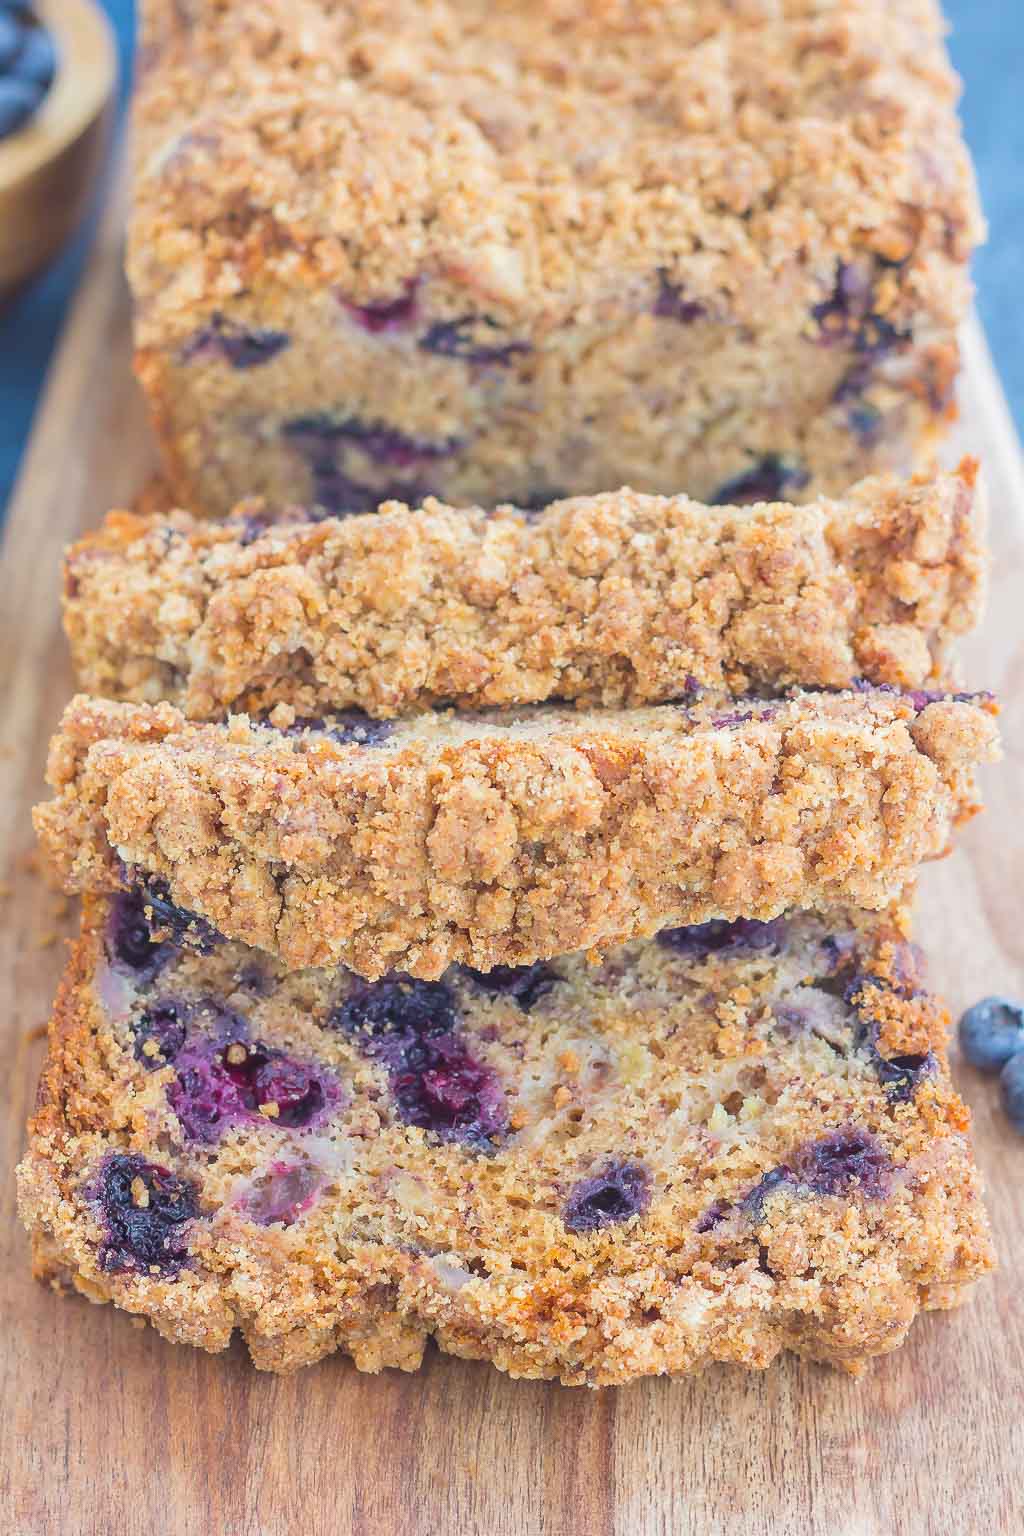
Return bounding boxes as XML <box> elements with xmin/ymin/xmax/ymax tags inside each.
<box><xmin>563</xmin><ymin>1161</ymin><xmax>651</xmax><ymax>1234</ymax></box>
<box><xmin>182</xmin><ymin>315</ymin><xmax>290</xmax><ymax>370</ymax></box>
<box><xmin>792</xmin><ymin>1127</ymin><xmax>891</xmax><ymax>1198</ymax></box>
<box><xmin>93</xmin><ymin>1154</ymin><xmax>199</xmax><ymax>1277</ymax></box>
<box><xmin>959</xmin><ymin>997</ymin><xmax>1024</xmax><ymax>1072</ymax></box>
<box><xmin>0</xmin><ymin>12</ymin><xmax>24</xmax><ymax>70</ymax></box>
<box><xmin>0</xmin><ymin>75</ymin><xmax>40</xmax><ymax>138</ymax></box>
<box><xmin>657</xmin><ymin>917</ymin><xmax>785</xmax><ymax>958</ymax></box>
<box><xmin>460</xmin><ymin>961</ymin><xmax>561</xmax><ymax>1013</ymax></box>
<box><xmin>12</xmin><ymin>22</ymin><xmax>55</xmax><ymax>89</ymax></box>
<box><xmin>331</xmin><ymin>976</ymin><xmax>507</xmax><ymax>1147</ymax></box>
<box><xmin>711</xmin><ymin>456</ymin><xmax>810</xmax><ymax>507</ymax></box>
<box><xmin>999</xmin><ymin>1053</ymin><xmax>1024</xmax><ymax>1132</ymax></box>
<box><xmin>419</xmin><ymin>317</ymin><xmax>529</xmax><ymax>367</ymax></box>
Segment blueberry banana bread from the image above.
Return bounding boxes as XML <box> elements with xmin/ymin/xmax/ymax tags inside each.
<box><xmin>63</xmin><ymin>462</ymin><xmax>986</xmax><ymax>719</ymax></box>
<box><xmin>33</xmin><ymin>690</ymin><xmax>999</xmax><ymax>979</ymax></box>
<box><xmin>131</xmin><ymin>0</ymin><xmax>981</xmax><ymax>517</ymax></box>
<box><xmin>17</xmin><ymin>892</ymin><xmax>993</xmax><ymax>1381</ymax></box>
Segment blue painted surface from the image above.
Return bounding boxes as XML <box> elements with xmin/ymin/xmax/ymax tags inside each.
<box><xmin>0</xmin><ymin>0</ymin><xmax>1020</xmax><ymax>516</ymax></box>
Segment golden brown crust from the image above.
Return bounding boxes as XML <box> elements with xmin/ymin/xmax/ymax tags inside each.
<box><xmin>132</xmin><ymin>0</ymin><xmax>979</xmax><ymax>334</ymax></box>
<box><xmin>33</xmin><ymin>690</ymin><xmax>1000</xmax><ymax>979</ymax></box>
<box><xmin>17</xmin><ymin>894</ymin><xmax>994</xmax><ymax>1381</ymax></box>
<box><xmin>129</xmin><ymin>0</ymin><xmax>980</xmax><ymax>515</ymax></box>
<box><xmin>63</xmin><ymin>463</ymin><xmax>986</xmax><ymax>717</ymax></box>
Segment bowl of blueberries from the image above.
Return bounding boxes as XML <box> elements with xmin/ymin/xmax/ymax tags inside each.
<box><xmin>0</xmin><ymin>0</ymin><xmax>115</xmax><ymax>301</ymax></box>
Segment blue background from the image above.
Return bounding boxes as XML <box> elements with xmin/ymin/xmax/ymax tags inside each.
<box><xmin>0</xmin><ymin>0</ymin><xmax>1020</xmax><ymax>515</ymax></box>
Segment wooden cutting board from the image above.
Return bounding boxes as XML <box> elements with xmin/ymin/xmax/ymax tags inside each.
<box><xmin>2</xmin><ymin>176</ymin><xmax>1022</xmax><ymax>1536</ymax></box>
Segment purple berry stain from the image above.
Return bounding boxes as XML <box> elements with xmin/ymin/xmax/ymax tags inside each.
<box><xmin>182</xmin><ymin>313</ymin><xmax>290</xmax><ymax>370</ymax></box>
<box><xmin>419</xmin><ymin>316</ymin><xmax>529</xmax><ymax>367</ymax></box>
<box><xmin>657</xmin><ymin>917</ymin><xmax>785</xmax><ymax>958</ymax></box>
<box><xmin>331</xmin><ymin>976</ymin><xmax>507</xmax><ymax>1147</ymax></box>
<box><xmin>694</xmin><ymin>1198</ymin><xmax>729</xmax><ymax>1234</ymax></box>
<box><xmin>133</xmin><ymin>1000</ymin><xmax>189</xmax><ymax>1068</ymax></box>
<box><xmin>282</xmin><ymin>413</ymin><xmax>458</xmax><ymax>516</ymax></box>
<box><xmin>711</xmin><ymin>456</ymin><xmax>810</xmax><ymax>507</ymax></box>
<box><xmin>563</xmin><ymin>1161</ymin><xmax>651</xmax><ymax>1234</ymax></box>
<box><xmin>460</xmin><ymin>961</ymin><xmax>561</xmax><ymax>1013</ymax></box>
<box><xmin>238</xmin><ymin>1158</ymin><xmax>324</xmax><ymax>1227</ymax></box>
<box><xmin>271</xmin><ymin>712</ymin><xmax>395</xmax><ymax>749</ymax></box>
<box><xmin>342</xmin><ymin>283</ymin><xmax>419</xmax><ymax>334</ymax></box>
<box><xmin>654</xmin><ymin>271</ymin><xmax>705</xmax><ymax>324</ymax></box>
<box><xmin>93</xmin><ymin>1154</ymin><xmax>199</xmax><ymax>1277</ymax></box>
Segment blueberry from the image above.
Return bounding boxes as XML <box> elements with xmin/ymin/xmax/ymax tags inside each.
<box><xmin>419</xmin><ymin>317</ymin><xmax>529</xmax><ymax>367</ymax></box>
<box><xmin>792</xmin><ymin>1127</ymin><xmax>891</xmax><ymax>1198</ymax></box>
<box><xmin>711</xmin><ymin>456</ymin><xmax>810</xmax><ymax>507</ymax></box>
<box><xmin>999</xmin><ymin>1053</ymin><xmax>1024</xmax><ymax>1132</ymax></box>
<box><xmin>846</xmin><ymin>973</ymin><xmax>936</xmax><ymax>1101</ymax></box>
<box><xmin>654</xmin><ymin>272</ymin><xmax>704</xmax><ymax>324</ymax></box>
<box><xmin>869</xmin><ymin>1050</ymin><xmax>935</xmax><ymax>1103</ymax></box>
<box><xmin>331</xmin><ymin>976</ymin><xmax>507</xmax><ymax>1147</ymax></box>
<box><xmin>108</xmin><ymin>885</ymin><xmax>218</xmax><ymax>980</ymax></box>
<box><xmin>272</xmin><ymin>711</ymin><xmax>395</xmax><ymax>749</ymax></box>
<box><xmin>235</xmin><ymin>1050</ymin><xmax>328</xmax><ymax>1130</ymax></box>
<box><xmin>0</xmin><ymin>75</ymin><xmax>39</xmax><ymax>138</ymax></box>
<box><xmin>959</xmin><ymin>997</ymin><xmax>1024</xmax><ymax>1072</ymax></box>
<box><xmin>563</xmin><ymin>1161</ymin><xmax>651</xmax><ymax>1234</ymax></box>
<box><xmin>133</xmin><ymin>1001</ymin><xmax>189</xmax><ymax>1068</ymax></box>
<box><xmin>334</xmin><ymin>976</ymin><xmax>459</xmax><ymax>1051</ymax></box>
<box><xmin>93</xmin><ymin>1154</ymin><xmax>199</xmax><ymax>1277</ymax></box>
<box><xmin>740</xmin><ymin>1165</ymin><xmax>796</xmax><ymax>1221</ymax></box>
<box><xmin>460</xmin><ymin>961</ymin><xmax>561</xmax><ymax>1013</ymax></box>
<box><xmin>694</xmin><ymin>1198</ymin><xmax>729</xmax><ymax>1233</ymax></box>
<box><xmin>114</xmin><ymin>879</ymin><xmax>221</xmax><ymax>958</ymax></box>
<box><xmin>283</xmin><ymin>414</ymin><xmax>458</xmax><ymax>468</ymax></box>
<box><xmin>0</xmin><ymin>13</ymin><xmax>24</xmax><ymax>70</ymax></box>
<box><xmin>311</xmin><ymin>466</ymin><xmax>419</xmax><ymax>516</ymax></box>
<box><xmin>812</xmin><ymin>263</ymin><xmax>909</xmax><ymax>361</ymax></box>
<box><xmin>109</xmin><ymin>889</ymin><xmax>168</xmax><ymax>976</ymax></box>
<box><xmin>657</xmin><ymin>917</ymin><xmax>784</xmax><ymax>958</ymax></box>
<box><xmin>167</xmin><ymin>1021</ymin><xmax>336</xmax><ymax>1143</ymax></box>
<box><xmin>182</xmin><ymin>315</ymin><xmax>290</xmax><ymax>370</ymax></box>
<box><xmin>12</xmin><ymin>23</ymin><xmax>55</xmax><ymax>89</ymax></box>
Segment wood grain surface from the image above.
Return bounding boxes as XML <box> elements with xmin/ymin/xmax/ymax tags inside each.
<box><xmin>1</xmin><ymin>180</ymin><xmax>1022</xmax><ymax>1536</ymax></box>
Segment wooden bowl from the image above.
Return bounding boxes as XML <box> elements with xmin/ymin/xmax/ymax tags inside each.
<box><xmin>0</xmin><ymin>0</ymin><xmax>117</xmax><ymax>303</ymax></box>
